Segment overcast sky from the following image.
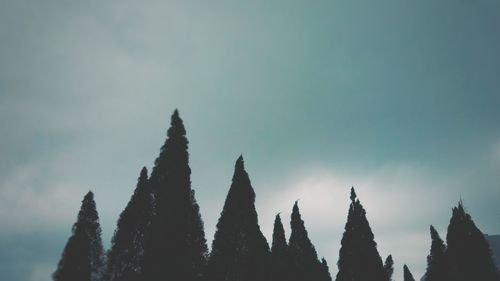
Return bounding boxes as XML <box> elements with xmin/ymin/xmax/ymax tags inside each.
<box><xmin>1</xmin><ymin>0</ymin><xmax>500</xmax><ymax>280</ymax></box>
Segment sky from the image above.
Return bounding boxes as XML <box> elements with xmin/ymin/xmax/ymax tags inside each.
<box><xmin>0</xmin><ymin>0</ymin><xmax>499</xmax><ymax>280</ymax></box>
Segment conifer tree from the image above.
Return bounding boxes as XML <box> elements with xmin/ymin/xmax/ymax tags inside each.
<box><xmin>424</xmin><ymin>225</ymin><xmax>448</xmax><ymax>281</ymax></box>
<box><xmin>105</xmin><ymin>167</ymin><xmax>154</xmax><ymax>281</ymax></box>
<box><xmin>142</xmin><ymin>110</ymin><xmax>207</xmax><ymax>281</ymax></box>
<box><xmin>403</xmin><ymin>265</ymin><xmax>416</xmax><ymax>281</ymax></box>
<box><xmin>446</xmin><ymin>201</ymin><xmax>498</xmax><ymax>281</ymax></box>
<box><xmin>383</xmin><ymin>255</ymin><xmax>394</xmax><ymax>281</ymax></box>
<box><xmin>288</xmin><ymin>201</ymin><xmax>329</xmax><ymax>281</ymax></box>
<box><xmin>206</xmin><ymin>156</ymin><xmax>270</xmax><ymax>281</ymax></box>
<box><xmin>53</xmin><ymin>191</ymin><xmax>105</xmax><ymax>281</ymax></box>
<box><xmin>270</xmin><ymin>214</ymin><xmax>289</xmax><ymax>281</ymax></box>
<box><xmin>335</xmin><ymin>188</ymin><xmax>385</xmax><ymax>281</ymax></box>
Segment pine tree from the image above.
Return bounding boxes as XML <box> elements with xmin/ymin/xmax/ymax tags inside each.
<box><xmin>288</xmin><ymin>201</ymin><xmax>329</xmax><ymax>281</ymax></box>
<box><xmin>142</xmin><ymin>110</ymin><xmax>208</xmax><ymax>281</ymax></box>
<box><xmin>383</xmin><ymin>255</ymin><xmax>394</xmax><ymax>281</ymax></box>
<box><xmin>53</xmin><ymin>191</ymin><xmax>105</xmax><ymax>281</ymax></box>
<box><xmin>206</xmin><ymin>156</ymin><xmax>270</xmax><ymax>281</ymax></box>
<box><xmin>403</xmin><ymin>265</ymin><xmax>416</xmax><ymax>281</ymax></box>
<box><xmin>270</xmin><ymin>214</ymin><xmax>289</xmax><ymax>281</ymax></box>
<box><xmin>446</xmin><ymin>201</ymin><xmax>499</xmax><ymax>281</ymax></box>
<box><xmin>335</xmin><ymin>187</ymin><xmax>385</xmax><ymax>281</ymax></box>
<box><xmin>424</xmin><ymin>225</ymin><xmax>448</xmax><ymax>281</ymax></box>
<box><xmin>105</xmin><ymin>167</ymin><xmax>154</xmax><ymax>281</ymax></box>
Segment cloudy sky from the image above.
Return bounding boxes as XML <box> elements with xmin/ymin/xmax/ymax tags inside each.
<box><xmin>1</xmin><ymin>0</ymin><xmax>500</xmax><ymax>280</ymax></box>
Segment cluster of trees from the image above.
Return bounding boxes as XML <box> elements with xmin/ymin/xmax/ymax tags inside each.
<box><xmin>53</xmin><ymin>110</ymin><xmax>499</xmax><ymax>281</ymax></box>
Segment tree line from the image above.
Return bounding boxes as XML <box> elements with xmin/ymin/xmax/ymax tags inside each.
<box><xmin>53</xmin><ymin>110</ymin><xmax>499</xmax><ymax>281</ymax></box>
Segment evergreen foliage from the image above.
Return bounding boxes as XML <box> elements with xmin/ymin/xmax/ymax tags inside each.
<box><xmin>403</xmin><ymin>265</ymin><xmax>416</xmax><ymax>281</ymax></box>
<box><xmin>383</xmin><ymin>255</ymin><xmax>394</xmax><ymax>281</ymax></box>
<box><xmin>53</xmin><ymin>191</ymin><xmax>105</xmax><ymax>281</ymax></box>
<box><xmin>288</xmin><ymin>201</ymin><xmax>330</xmax><ymax>281</ymax></box>
<box><xmin>105</xmin><ymin>167</ymin><xmax>154</xmax><ymax>281</ymax></box>
<box><xmin>424</xmin><ymin>225</ymin><xmax>448</xmax><ymax>281</ymax></box>
<box><xmin>446</xmin><ymin>201</ymin><xmax>499</xmax><ymax>281</ymax></box>
<box><xmin>142</xmin><ymin>110</ymin><xmax>208</xmax><ymax>281</ymax></box>
<box><xmin>335</xmin><ymin>187</ymin><xmax>385</xmax><ymax>281</ymax></box>
<box><xmin>206</xmin><ymin>156</ymin><xmax>270</xmax><ymax>281</ymax></box>
<box><xmin>270</xmin><ymin>214</ymin><xmax>290</xmax><ymax>281</ymax></box>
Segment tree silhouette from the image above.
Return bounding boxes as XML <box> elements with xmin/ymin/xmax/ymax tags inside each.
<box><xmin>424</xmin><ymin>225</ymin><xmax>448</xmax><ymax>281</ymax></box>
<box><xmin>270</xmin><ymin>214</ymin><xmax>290</xmax><ymax>281</ymax></box>
<box><xmin>446</xmin><ymin>201</ymin><xmax>498</xmax><ymax>281</ymax></box>
<box><xmin>288</xmin><ymin>201</ymin><xmax>329</xmax><ymax>281</ymax></box>
<box><xmin>105</xmin><ymin>167</ymin><xmax>154</xmax><ymax>281</ymax></box>
<box><xmin>335</xmin><ymin>187</ymin><xmax>385</xmax><ymax>281</ymax></box>
<box><xmin>383</xmin><ymin>255</ymin><xmax>394</xmax><ymax>281</ymax></box>
<box><xmin>319</xmin><ymin>258</ymin><xmax>333</xmax><ymax>281</ymax></box>
<box><xmin>403</xmin><ymin>265</ymin><xmax>415</xmax><ymax>281</ymax></box>
<box><xmin>142</xmin><ymin>110</ymin><xmax>207</xmax><ymax>281</ymax></box>
<box><xmin>206</xmin><ymin>156</ymin><xmax>270</xmax><ymax>281</ymax></box>
<box><xmin>53</xmin><ymin>191</ymin><xmax>105</xmax><ymax>281</ymax></box>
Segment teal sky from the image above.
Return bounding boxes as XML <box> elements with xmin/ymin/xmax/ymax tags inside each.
<box><xmin>1</xmin><ymin>0</ymin><xmax>500</xmax><ymax>280</ymax></box>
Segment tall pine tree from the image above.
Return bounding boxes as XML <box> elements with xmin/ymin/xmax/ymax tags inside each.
<box><xmin>335</xmin><ymin>187</ymin><xmax>385</xmax><ymax>281</ymax></box>
<box><xmin>403</xmin><ymin>265</ymin><xmax>416</xmax><ymax>281</ymax></box>
<box><xmin>206</xmin><ymin>156</ymin><xmax>270</xmax><ymax>281</ymax></box>
<box><xmin>270</xmin><ymin>214</ymin><xmax>290</xmax><ymax>281</ymax></box>
<box><xmin>105</xmin><ymin>167</ymin><xmax>154</xmax><ymax>281</ymax></box>
<box><xmin>446</xmin><ymin>201</ymin><xmax>499</xmax><ymax>281</ymax></box>
<box><xmin>288</xmin><ymin>201</ymin><xmax>330</xmax><ymax>281</ymax></box>
<box><xmin>142</xmin><ymin>110</ymin><xmax>208</xmax><ymax>281</ymax></box>
<box><xmin>53</xmin><ymin>191</ymin><xmax>105</xmax><ymax>281</ymax></box>
<box><xmin>424</xmin><ymin>225</ymin><xmax>448</xmax><ymax>281</ymax></box>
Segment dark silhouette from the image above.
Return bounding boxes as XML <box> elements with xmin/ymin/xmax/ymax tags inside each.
<box><xmin>288</xmin><ymin>201</ymin><xmax>331</xmax><ymax>281</ymax></box>
<box><xmin>403</xmin><ymin>264</ymin><xmax>416</xmax><ymax>281</ymax></box>
<box><xmin>319</xmin><ymin>258</ymin><xmax>333</xmax><ymax>281</ymax></box>
<box><xmin>335</xmin><ymin>188</ymin><xmax>385</xmax><ymax>281</ymax></box>
<box><xmin>142</xmin><ymin>110</ymin><xmax>208</xmax><ymax>281</ymax></box>
<box><xmin>105</xmin><ymin>167</ymin><xmax>154</xmax><ymax>281</ymax></box>
<box><xmin>446</xmin><ymin>201</ymin><xmax>499</xmax><ymax>281</ymax></box>
<box><xmin>53</xmin><ymin>191</ymin><xmax>105</xmax><ymax>281</ymax></box>
<box><xmin>383</xmin><ymin>255</ymin><xmax>394</xmax><ymax>281</ymax></box>
<box><xmin>424</xmin><ymin>225</ymin><xmax>448</xmax><ymax>281</ymax></box>
<box><xmin>270</xmin><ymin>214</ymin><xmax>290</xmax><ymax>281</ymax></box>
<box><xmin>206</xmin><ymin>156</ymin><xmax>270</xmax><ymax>281</ymax></box>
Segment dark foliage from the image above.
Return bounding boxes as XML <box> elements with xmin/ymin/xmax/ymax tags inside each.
<box><xmin>403</xmin><ymin>264</ymin><xmax>416</xmax><ymax>281</ymax></box>
<box><xmin>446</xmin><ymin>201</ymin><xmax>499</xmax><ymax>281</ymax></box>
<box><xmin>335</xmin><ymin>187</ymin><xmax>385</xmax><ymax>281</ymax></box>
<box><xmin>288</xmin><ymin>201</ymin><xmax>330</xmax><ymax>281</ymax></box>
<box><xmin>142</xmin><ymin>110</ymin><xmax>208</xmax><ymax>281</ymax></box>
<box><xmin>206</xmin><ymin>156</ymin><xmax>270</xmax><ymax>281</ymax></box>
<box><xmin>319</xmin><ymin>258</ymin><xmax>333</xmax><ymax>281</ymax></box>
<box><xmin>270</xmin><ymin>214</ymin><xmax>290</xmax><ymax>281</ymax></box>
<box><xmin>424</xmin><ymin>225</ymin><xmax>448</xmax><ymax>281</ymax></box>
<box><xmin>53</xmin><ymin>191</ymin><xmax>105</xmax><ymax>281</ymax></box>
<box><xmin>383</xmin><ymin>255</ymin><xmax>394</xmax><ymax>281</ymax></box>
<box><xmin>105</xmin><ymin>167</ymin><xmax>154</xmax><ymax>281</ymax></box>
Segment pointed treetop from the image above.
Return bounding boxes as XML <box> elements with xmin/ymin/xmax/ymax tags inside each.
<box><xmin>293</xmin><ymin>200</ymin><xmax>300</xmax><ymax>214</ymax></box>
<box><xmin>168</xmin><ymin>108</ymin><xmax>186</xmax><ymax>137</ymax></box>
<box><xmin>350</xmin><ymin>187</ymin><xmax>357</xmax><ymax>202</ymax></box>
<box><xmin>140</xmin><ymin>166</ymin><xmax>148</xmax><ymax>179</ymax></box>
<box><xmin>235</xmin><ymin>154</ymin><xmax>244</xmax><ymax>170</ymax></box>
<box><xmin>85</xmin><ymin>190</ymin><xmax>94</xmax><ymax>200</ymax></box>
<box><xmin>403</xmin><ymin>264</ymin><xmax>416</xmax><ymax>281</ymax></box>
<box><xmin>272</xmin><ymin>213</ymin><xmax>287</xmax><ymax>253</ymax></box>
